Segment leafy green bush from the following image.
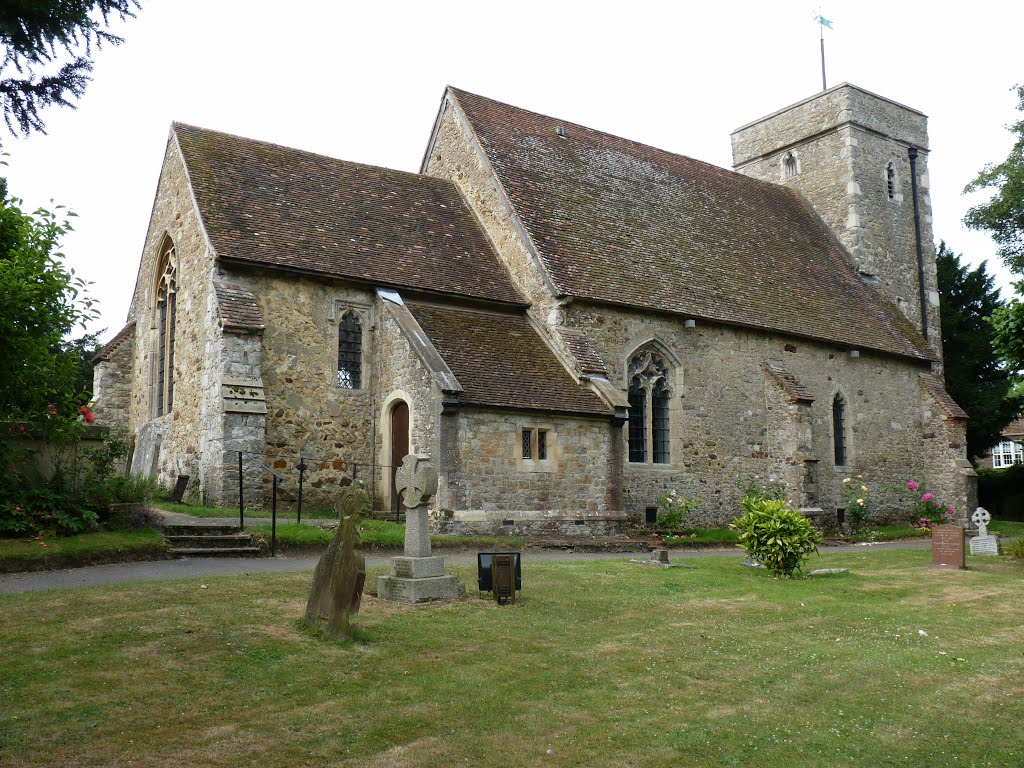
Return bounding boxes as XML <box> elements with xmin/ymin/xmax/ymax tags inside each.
<box><xmin>739</xmin><ymin>477</ymin><xmax>787</xmax><ymax>504</ymax></box>
<box><xmin>1005</xmin><ymin>536</ymin><xmax>1024</xmax><ymax>560</ymax></box>
<box><xmin>731</xmin><ymin>498</ymin><xmax>822</xmax><ymax>577</ymax></box>
<box><xmin>655</xmin><ymin>489</ymin><xmax>702</xmax><ymax>531</ymax></box>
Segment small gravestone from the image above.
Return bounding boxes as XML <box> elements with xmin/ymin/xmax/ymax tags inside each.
<box><xmin>969</xmin><ymin>507</ymin><xmax>1000</xmax><ymax>556</ymax></box>
<box><xmin>377</xmin><ymin>455</ymin><xmax>465</xmax><ymax>603</ymax></box>
<box><xmin>304</xmin><ymin>481</ymin><xmax>369</xmax><ymax>639</ymax></box>
<box><xmin>931</xmin><ymin>524</ymin><xmax>966</xmax><ymax>569</ymax></box>
<box><xmin>492</xmin><ymin>553</ymin><xmax>516</xmax><ymax>604</ymax></box>
<box><xmin>170</xmin><ymin>474</ymin><xmax>190</xmax><ymax>503</ymax></box>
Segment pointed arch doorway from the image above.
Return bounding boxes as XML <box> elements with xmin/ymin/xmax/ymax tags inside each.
<box><xmin>389</xmin><ymin>400</ymin><xmax>410</xmax><ymax>516</ymax></box>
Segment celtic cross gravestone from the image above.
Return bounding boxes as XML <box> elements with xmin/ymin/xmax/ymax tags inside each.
<box><xmin>377</xmin><ymin>454</ymin><xmax>465</xmax><ymax>603</ymax></box>
<box><xmin>969</xmin><ymin>507</ymin><xmax>1000</xmax><ymax>556</ymax></box>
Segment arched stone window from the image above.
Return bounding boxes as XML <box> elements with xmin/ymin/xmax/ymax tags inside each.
<box><xmin>783</xmin><ymin>151</ymin><xmax>799</xmax><ymax>180</ymax></box>
<box><xmin>154</xmin><ymin>239</ymin><xmax>177</xmax><ymax>416</ymax></box>
<box><xmin>832</xmin><ymin>394</ymin><xmax>847</xmax><ymax>466</ymax></box>
<box><xmin>886</xmin><ymin>162</ymin><xmax>897</xmax><ymax>199</ymax></box>
<box><xmin>627</xmin><ymin>350</ymin><xmax>672</xmax><ymax>464</ymax></box>
<box><xmin>337</xmin><ymin>312</ymin><xmax>362</xmax><ymax>389</ymax></box>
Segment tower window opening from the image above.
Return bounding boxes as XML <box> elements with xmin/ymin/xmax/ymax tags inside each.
<box><xmin>886</xmin><ymin>163</ymin><xmax>896</xmax><ymax>199</ymax></box>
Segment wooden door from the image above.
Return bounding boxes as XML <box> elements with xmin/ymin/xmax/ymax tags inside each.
<box><xmin>389</xmin><ymin>401</ymin><xmax>409</xmax><ymax>513</ymax></box>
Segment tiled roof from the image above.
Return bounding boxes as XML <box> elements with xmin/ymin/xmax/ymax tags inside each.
<box><xmin>1001</xmin><ymin>417</ymin><xmax>1024</xmax><ymax>438</ymax></box>
<box><xmin>407</xmin><ymin>304</ymin><xmax>612</xmax><ymax>416</ymax></box>
<box><xmin>448</xmin><ymin>88</ymin><xmax>932</xmax><ymax>361</ymax></box>
<box><xmin>93</xmin><ymin>322</ymin><xmax>135</xmax><ymax>362</ymax></box>
<box><xmin>921</xmin><ymin>374</ymin><xmax>968</xmax><ymax>420</ymax></box>
<box><xmin>764</xmin><ymin>361</ymin><xmax>815</xmax><ymax>403</ymax></box>
<box><xmin>173</xmin><ymin>123</ymin><xmax>524</xmax><ymax>306</ymax></box>
<box><xmin>557</xmin><ymin>327</ymin><xmax>608</xmax><ymax>375</ymax></box>
<box><xmin>214</xmin><ymin>282</ymin><xmax>264</xmax><ymax>332</ymax></box>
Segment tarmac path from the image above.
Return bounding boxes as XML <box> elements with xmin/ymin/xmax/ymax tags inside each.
<box><xmin>0</xmin><ymin>540</ymin><xmax>930</xmax><ymax>594</ymax></box>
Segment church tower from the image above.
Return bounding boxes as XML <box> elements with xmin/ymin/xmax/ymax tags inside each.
<box><xmin>731</xmin><ymin>84</ymin><xmax>941</xmax><ymax>363</ymax></box>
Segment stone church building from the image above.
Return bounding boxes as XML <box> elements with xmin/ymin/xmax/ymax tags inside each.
<box><xmin>93</xmin><ymin>83</ymin><xmax>976</xmax><ymax>534</ymax></box>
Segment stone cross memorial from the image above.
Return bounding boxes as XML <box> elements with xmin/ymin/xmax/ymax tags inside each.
<box><xmin>969</xmin><ymin>507</ymin><xmax>1000</xmax><ymax>556</ymax></box>
<box><xmin>377</xmin><ymin>454</ymin><xmax>465</xmax><ymax>603</ymax></box>
<box><xmin>304</xmin><ymin>481</ymin><xmax>370</xmax><ymax>639</ymax></box>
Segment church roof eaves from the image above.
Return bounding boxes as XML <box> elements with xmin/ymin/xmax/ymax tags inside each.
<box><xmin>93</xmin><ymin>322</ymin><xmax>136</xmax><ymax>363</ymax></box>
<box><xmin>172</xmin><ymin>122</ymin><xmax>524</xmax><ymax>307</ymax></box>
<box><xmin>920</xmin><ymin>374</ymin><xmax>968</xmax><ymax>421</ymax></box>
<box><xmin>446</xmin><ymin>87</ymin><xmax>933</xmax><ymax>363</ymax></box>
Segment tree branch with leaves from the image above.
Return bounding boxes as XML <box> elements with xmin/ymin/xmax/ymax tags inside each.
<box><xmin>0</xmin><ymin>1</ymin><xmax>139</xmax><ymax>138</ymax></box>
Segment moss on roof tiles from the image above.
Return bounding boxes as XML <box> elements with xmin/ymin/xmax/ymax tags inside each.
<box><xmin>408</xmin><ymin>304</ymin><xmax>611</xmax><ymax>416</ymax></box>
<box><xmin>449</xmin><ymin>88</ymin><xmax>933</xmax><ymax>361</ymax></box>
<box><xmin>173</xmin><ymin>123</ymin><xmax>524</xmax><ymax>306</ymax></box>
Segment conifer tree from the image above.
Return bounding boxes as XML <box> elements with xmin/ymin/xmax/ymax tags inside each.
<box><xmin>936</xmin><ymin>242</ymin><xmax>1023</xmax><ymax>460</ymax></box>
<box><xmin>0</xmin><ymin>1</ymin><xmax>139</xmax><ymax>138</ymax></box>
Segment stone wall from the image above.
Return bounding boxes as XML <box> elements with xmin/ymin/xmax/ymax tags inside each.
<box><xmin>435</xmin><ymin>408</ymin><xmax>625</xmax><ymax>536</ymax></box>
<box><xmin>372</xmin><ymin>301</ymin><xmax>444</xmax><ymax>512</ymax></box>
<box><xmin>228</xmin><ymin>269</ymin><xmax>376</xmax><ymax>510</ymax></box>
<box><xmin>568</xmin><ymin>300</ymin><xmax>961</xmax><ymax>526</ymax></box>
<box><xmin>91</xmin><ymin>327</ymin><xmax>134</xmax><ymax>433</ymax></box>
<box><xmin>731</xmin><ymin>84</ymin><xmax>942</xmax><ymax>363</ymax></box>
<box><xmin>423</xmin><ymin>101</ymin><xmax>560</xmax><ymax>320</ymax></box>
<box><xmin>123</xmin><ymin>133</ymin><xmax>217</xmax><ymax>491</ymax></box>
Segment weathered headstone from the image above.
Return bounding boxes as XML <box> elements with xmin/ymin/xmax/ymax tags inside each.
<box><xmin>931</xmin><ymin>524</ymin><xmax>966</xmax><ymax>569</ymax></box>
<box><xmin>492</xmin><ymin>553</ymin><xmax>516</xmax><ymax>604</ymax></box>
<box><xmin>969</xmin><ymin>507</ymin><xmax>1000</xmax><ymax>556</ymax></box>
<box><xmin>170</xmin><ymin>474</ymin><xmax>190</xmax><ymax>503</ymax></box>
<box><xmin>377</xmin><ymin>455</ymin><xmax>465</xmax><ymax>603</ymax></box>
<box><xmin>304</xmin><ymin>481</ymin><xmax>369</xmax><ymax>639</ymax></box>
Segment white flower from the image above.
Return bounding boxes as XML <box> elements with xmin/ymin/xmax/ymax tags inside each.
<box><xmin>857</xmin><ymin>499</ymin><xmax>864</xmax><ymax>506</ymax></box>
<box><xmin>861</xmin><ymin>485</ymin><xmax>868</xmax><ymax>492</ymax></box>
<box><xmin>843</xmin><ymin>478</ymin><xmax>852</xmax><ymax>484</ymax></box>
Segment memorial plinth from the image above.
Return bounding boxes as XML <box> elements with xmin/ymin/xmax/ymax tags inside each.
<box><xmin>377</xmin><ymin>455</ymin><xmax>466</xmax><ymax>603</ymax></box>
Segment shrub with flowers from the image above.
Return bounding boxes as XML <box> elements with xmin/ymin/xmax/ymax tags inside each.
<box><xmin>840</xmin><ymin>475</ymin><xmax>872</xmax><ymax>532</ymax></box>
<box><xmin>904</xmin><ymin>478</ymin><xmax>956</xmax><ymax>529</ymax></box>
<box><xmin>655</xmin><ymin>489</ymin><xmax>703</xmax><ymax>532</ymax></box>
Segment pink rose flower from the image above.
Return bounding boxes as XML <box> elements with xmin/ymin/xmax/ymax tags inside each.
<box><xmin>907</xmin><ymin>480</ymin><xmax>919</xmax><ymax>492</ymax></box>
<box><xmin>922</xmin><ymin>492</ymin><xmax>935</xmax><ymax>502</ymax></box>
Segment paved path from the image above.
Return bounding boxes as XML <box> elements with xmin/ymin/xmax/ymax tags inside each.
<box><xmin>0</xmin><ymin>540</ymin><xmax>930</xmax><ymax>594</ymax></box>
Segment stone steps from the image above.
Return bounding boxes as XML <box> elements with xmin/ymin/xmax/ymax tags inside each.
<box><xmin>163</xmin><ymin>525</ymin><xmax>261</xmax><ymax>558</ymax></box>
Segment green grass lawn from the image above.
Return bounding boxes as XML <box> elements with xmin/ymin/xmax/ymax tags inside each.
<box><xmin>254</xmin><ymin>520</ymin><xmax>524</xmax><ymax>552</ymax></box>
<box><xmin>155</xmin><ymin>500</ymin><xmax>338</xmax><ymax>520</ymax></box>
<box><xmin>1</xmin><ymin>549</ymin><xmax>1022</xmax><ymax>767</ymax></box>
<box><xmin>0</xmin><ymin>529</ymin><xmax>166</xmax><ymax>573</ymax></box>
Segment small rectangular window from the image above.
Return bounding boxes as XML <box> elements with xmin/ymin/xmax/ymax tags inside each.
<box><xmin>522</xmin><ymin>429</ymin><xmax>532</xmax><ymax>459</ymax></box>
<box><xmin>537</xmin><ymin>430</ymin><xmax>547</xmax><ymax>460</ymax></box>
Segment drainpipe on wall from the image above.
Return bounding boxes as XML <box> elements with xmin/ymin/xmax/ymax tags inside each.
<box><xmin>908</xmin><ymin>146</ymin><xmax>929</xmax><ymax>339</ymax></box>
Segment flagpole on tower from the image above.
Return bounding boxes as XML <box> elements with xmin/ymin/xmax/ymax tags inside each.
<box><xmin>820</xmin><ymin>19</ymin><xmax>827</xmax><ymax>90</ymax></box>
<box><xmin>814</xmin><ymin>9</ymin><xmax>833</xmax><ymax>91</ymax></box>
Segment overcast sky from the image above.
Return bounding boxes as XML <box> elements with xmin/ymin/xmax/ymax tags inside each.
<box><xmin>4</xmin><ymin>0</ymin><xmax>1022</xmax><ymax>342</ymax></box>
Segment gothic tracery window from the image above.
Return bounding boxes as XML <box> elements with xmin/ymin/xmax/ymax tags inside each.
<box><xmin>627</xmin><ymin>350</ymin><xmax>672</xmax><ymax>464</ymax></box>
<box><xmin>337</xmin><ymin>312</ymin><xmax>362</xmax><ymax>389</ymax></box>
<box><xmin>155</xmin><ymin>240</ymin><xmax>177</xmax><ymax>416</ymax></box>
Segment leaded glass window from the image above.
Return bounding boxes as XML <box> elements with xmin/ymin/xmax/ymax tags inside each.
<box><xmin>337</xmin><ymin>313</ymin><xmax>362</xmax><ymax>389</ymax></box>
<box><xmin>652</xmin><ymin>379</ymin><xmax>671</xmax><ymax>464</ymax></box>
<box><xmin>833</xmin><ymin>394</ymin><xmax>847</xmax><ymax>466</ymax></box>
<box><xmin>522</xmin><ymin>429</ymin><xmax>532</xmax><ymax>459</ymax></box>
<box><xmin>155</xmin><ymin>240</ymin><xmax>177</xmax><ymax>417</ymax></box>
<box><xmin>627</xmin><ymin>350</ymin><xmax>672</xmax><ymax>465</ymax></box>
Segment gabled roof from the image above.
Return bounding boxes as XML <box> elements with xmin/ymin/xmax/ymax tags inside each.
<box><xmin>93</xmin><ymin>322</ymin><xmax>135</xmax><ymax>362</ymax></box>
<box><xmin>407</xmin><ymin>304</ymin><xmax>612</xmax><ymax>416</ymax></box>
<box><xmin>172</xmin><ymin>123</ymin><xmax>524</xmax><ymax>306</ymax></box>
<box><xmin>445</xmin><ymin>87</ymin><xmax>933</xmax><ymax>361</ymax></box>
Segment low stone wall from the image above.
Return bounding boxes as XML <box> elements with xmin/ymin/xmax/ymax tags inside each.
<box><xmin>434</xmin><ymin>508</ymin><xmax>628</xmax><ymax>538</ymax></box>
